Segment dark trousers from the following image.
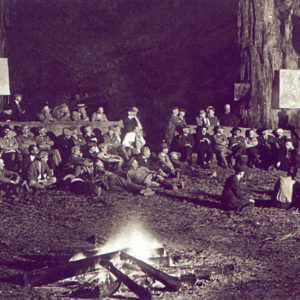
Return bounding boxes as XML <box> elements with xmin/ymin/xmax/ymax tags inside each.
<box><xmin>246</xmin><ymin>147</ymin><xmax>259</xmax><ymax>166</ymax></box>
<box><xmin>181</xmin><ymin>147</ymin><xmax>193</xmax><ymax>163</ymax></box>
<box><xmin>197</xmin><ymin>143</ymin><xmax>213</xmax><ymax>165</ymax></box>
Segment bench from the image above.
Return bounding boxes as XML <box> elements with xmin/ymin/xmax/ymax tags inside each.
<box><xmin>187</xmin><ymin>125</ymin><xmax>291</xmax><ymax>138</ymax></box>
<box><xmin>0</xmin><ymin>120</ymin><xmax>124</xmax><ymax>136</ymax></box>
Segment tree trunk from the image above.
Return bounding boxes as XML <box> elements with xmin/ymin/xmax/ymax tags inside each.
<box><xmin>238</xmin><ymin>0</ymin><xmax>300</xmax><ymax>129</ymax></box>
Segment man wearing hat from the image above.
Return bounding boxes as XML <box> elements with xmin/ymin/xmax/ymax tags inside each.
<box><xmin>72</xmin><ymin>104</ymin><xmax>90</xmax><ymax>121</ymax></box>
<box><xmin>221</xmin><ymin>164</ymin><xmax>255</xmax><ymax>210</ymax></box>
<box><xmin>52</xmin><ymin>103</ymin><xmax>71</xmax><ymax>121</ymax></box>
<box><xmin>4</xmin><ymin>93</ymin><xmax>26</xmax><ymax>121</ymax></box>
<box><xmin>27</xmin><ymin>151</ymin><xmax>57</xmax><ymax>189</ymax></box>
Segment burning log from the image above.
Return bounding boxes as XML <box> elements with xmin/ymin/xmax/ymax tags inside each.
<box><xmin>120</xmin><ymin>251</ymin><xmax>181</xmax><ymax>291</ymax></box>
<box><xmin>24</xmin><ymin>251</ymin><xmax>118</xmax><ymax>287</ymax></box>
<box><xmin>99</xmin><ymin>260</ymin><xmax>152</xmax><ymax>300</ymax></box>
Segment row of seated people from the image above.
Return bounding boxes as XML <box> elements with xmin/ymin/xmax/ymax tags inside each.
<box><xmin>1</xmin><ymin>92</ymin><xmax>109</xmax><ymax>122</ymax></box>
<box><xmin>0</xmin><ymin>123</ymin><xmax>186</xmax><ymax>197</ymax></box>
<box><xmin>169</xmin><ymin>125</ymin><xmax>297</xmax><ymax>172</ymax></box>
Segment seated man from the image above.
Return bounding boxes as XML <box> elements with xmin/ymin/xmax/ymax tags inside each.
<box><xmin>55</xmin><ymin>127</ymin><xmax>76</xmax><ymax>164</ymax></box>
<box><xmin>122</xmin><ymin>126</ymin><xmax>146</xmax><ymax>160</ymax></box>
<box><xmin>206</xmin><ymin>106</ymin><xmax>219</xmax><ymax>127</ymax></box>
<box><xmin>196</xmin><ymin>109</ymin><xmax>210</xmax><ymax>127</ymax></box>
<box><xmin>36</xmin><ymin>105</ymin><xmax>56</xmax><ymax>122</ymax></box>
<box><xmin>35</xmin><ymin>126</ymin><xmax>62</xmax><ymax>169</ymax></box>
<box><xmin>52</xmin><ymin>103</ymin><xmax>71</xmax><ymax>121</ymax></box>
<box><xmin>157</xmin><ymin>143</ymin><xmax>179</xmax><ymax>177</ymax></box>
<box><xmin>221</xmin><ymin>164</ymin><xmax>255</xmax><ymax>210</ymax></box>
<box><xmin>72</xmin><ymin>104</ymin><xmax>90</xmax><ymax>121</ymax></box>
<box><xmin>27</xmin><ymin>151</ymin><xmax>57</xmax><ymax>189</ymax></box>
<box><xmin>64</xmin><ymin>146</ymin><xmax>94</xmax><ymax>177</ymax></box>
<box><xmin>136</xmin><ymin>146</ymin><xmax>159</xmax><ymax>171</ymax></box>
<box><xmin>244</xmin><ymin>129</ymin><xmax>260</xmax><ymax>168</ymax></box>
<box><xmin>275</xmin><ymin>139</ymin><xmax>297</xmax><ymax>172</ymax></box>
<box><xmin>218</xmin><ymin>104</ymin><xmax>239</xmax><ymax>127</ymax></box>
<box><xmin>257</xmin><ymin>128</ymin><xmax>277</xmax><ymax>169</ymax></box>
<box><xmin>228</xmin><ymin>127</ymin><xmax>246</xmax><ymax>167</ymax></box>
<box><xmin>16</xmin><ymin>124</ymin><xmax>36</xmax><ymax>155</ymax></box>
<box><xmin>271</xmin><ymin>167</ymin><xmax>299</xmax><ymax>208</ymax></box>
<box><xmin>21</xmin><ymin>145</ymin><xmax>39</xmax><ymax>178</ymax></box>
<box><xmin>0</xmin><ymin>158</ymin><xmax>20</xmax><ymax>197</ymax></box>
<box><xmin>97</xmin><ymin>143</ymin><xmax>123</xmax><ymax>172</ymax></box>
<box><xmin>170</xmin><ymin>126</ymin><xmax>194</xmax><ymax>164</ymax></box>
<box><xmin>0</xmin><ymin>125</ymin><xmax>20</xmax><ymax>172</ymax></box>
<box><xmin>212</xmin><ymin>125</ymin><xmax>231</xmax><ymax>168</ymax></box>
<box><xmin>91</xmin><ymin>106</ymin><xmax>108</xmax><ymax>122</ymax></box>
<box><xmin>82</xmin><ymin>126</ymin><xmax>98</xmax><ymax>148</ymax></box>
<box><xmin>195</xmin><ymin>126</ymin><xmax>213</xmax><ymax>169</ymax></box>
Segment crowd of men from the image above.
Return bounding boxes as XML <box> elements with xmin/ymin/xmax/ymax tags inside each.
<box><xmin>0</xmin><ymin>94</ymin><xmax>299</xmax><ymax>210</ymax></box>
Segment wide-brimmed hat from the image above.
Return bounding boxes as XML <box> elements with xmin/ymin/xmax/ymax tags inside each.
<box><xmin>234</xmin><ymin>163</ymin><xmax>246</xmax><ymax>174</ymax></box>
<box><xmin>161</xmin><ymin>142</ymin><xmax>169</xmax><ymax>150</ymax></box>
<box><xmin>231</xmin><ymin>127</ymin><xmax>241</xmax><ymax>134</ymax></box>
<box><xmin>77</xmin><ymin>103</ymin><xmax>86</xmax><ymax>109</ymax></box>
<box><xmin>38</xmin><ymin>151</ymin><xmax>48</xmax><ymax>159</ymax></box>
<box><xmin>214</xmin><ymin>125</ymin><xmax>223</xmax><ymax>132</ymax></box>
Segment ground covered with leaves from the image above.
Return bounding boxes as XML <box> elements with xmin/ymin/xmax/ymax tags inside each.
<box><xmin>0</xmin><ymin>164</ymin><xmax>299</xmax><ymax>299</ymax></box>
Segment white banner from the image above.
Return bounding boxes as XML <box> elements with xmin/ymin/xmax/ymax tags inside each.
<box><xmin>279</xmin><ymin>69</ymin><xmax>300</xmax><ymax>109</ymax></box>
<box><xmin>0</xmin><ymin>58</ymin><xmax>10</xmax><ymax>95</ymax></box>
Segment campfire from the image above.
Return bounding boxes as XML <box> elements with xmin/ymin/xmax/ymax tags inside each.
<box><xmin>22</xmin><ymin>224</ymin><xmax>233</xmax><ymax>299</ymax></box>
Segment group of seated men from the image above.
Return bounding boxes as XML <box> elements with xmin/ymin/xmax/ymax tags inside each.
<box><xmin>0</xmin><ymin>106</ymin><xmax>186</xmax><ymax>198</ymax></box>
<box><xmin>166</xmin><ymin>106</ymin><xmax>298</xmax><ymax>173</ymax></box>
<box><xmin>0</xmin><ymin>93</ymin><xmax>109</xmax><ymax>123</ymax></box>
<box><xmin>0</xmin><ymin>100</ymin><xmax>299</xmax><ymax>210</ymax></box>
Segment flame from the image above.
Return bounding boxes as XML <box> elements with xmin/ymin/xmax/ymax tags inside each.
<box><xmin>95</xmin><ymin>222</ymin><xmax>162</xmax><ymax>262</ymax></box>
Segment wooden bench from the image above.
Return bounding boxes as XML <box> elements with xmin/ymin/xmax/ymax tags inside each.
<box><xmin>187</xmin><ymin>125</ymin><xmax>291</xmax><ymax>138</ymax></box>
<box><xmin>0</xmin><ymin>120</ymin><xmax>124</xmax><ymax>136</ymax></box>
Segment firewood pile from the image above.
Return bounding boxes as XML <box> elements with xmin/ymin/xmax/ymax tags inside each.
<box><xmin>19</xmin><ymin>245</ymin><xmax>234</xmax><ymax>299</ymax></box>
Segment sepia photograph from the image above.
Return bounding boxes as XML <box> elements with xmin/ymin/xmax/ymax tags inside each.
<box><xmin>0</xmin><ymin>0</ymin><xmax>299</xmax><ymax>299</ymax></box>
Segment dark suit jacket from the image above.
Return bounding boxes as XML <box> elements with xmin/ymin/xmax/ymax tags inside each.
<box><xmin>55</xmin><ymin>135</ymin><xmax>75</xmax><ymax>163</ymax></box>
<box><xmin>27</xmin><ymin>160</ymin><xmax>51</xmax><ymax>182</ymax></box>
<box><xmin>222</xmin><ymin>175</ymin><xmax>248</xmax><ymax>209</ymax></box>
<box><xmin>122</xmin><ymin>117</ymin><xmax>138</xmax><ymax>135</ymax></box>
<box><xmin>7</xmin><ymin>101</ymin><xmax>25</xmax><ymax>121</ymax></box>
<box><xmin>171</xmin><ymin>133</ymin><xmax>195</xmax><ymax>153</ymax></box>
<box><xmin>136</xmin><ymin>154</ymin><xmax>159</xmax><ymax>171</ymax></box>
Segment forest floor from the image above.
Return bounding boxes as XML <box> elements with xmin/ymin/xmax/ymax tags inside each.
<box><xmin>0</xmin><ymin>162</ymin><xmax>299</xmax><ymax>300</ymax></box>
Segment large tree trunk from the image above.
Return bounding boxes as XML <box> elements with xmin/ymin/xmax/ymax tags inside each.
<box><xmin>238</xmin><ymin>0</ymin><xmax>300</xmax><ymax>130</ymax></box>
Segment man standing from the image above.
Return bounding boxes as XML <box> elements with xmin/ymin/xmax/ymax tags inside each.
<box><xmin>4</xmin><ymin>94</ymin><xmax>26</xmax><ymax>121</ymax></box>
<box><xmin>165</xmin><ymin>107</ymin><xmax>181</xmax><ymax>145</ymax></box>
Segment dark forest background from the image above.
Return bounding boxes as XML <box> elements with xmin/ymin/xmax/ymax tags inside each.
<box><xmin>7</xmin><ymin>0</ymin><xmax>239</xmax><ymax>143</ymax></box>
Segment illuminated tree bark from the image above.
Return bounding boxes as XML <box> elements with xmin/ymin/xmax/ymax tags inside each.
<box><xmin>238</xmin><ymin>0</ymin><xmax>300</xmax><ymax>128</ymax></box>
